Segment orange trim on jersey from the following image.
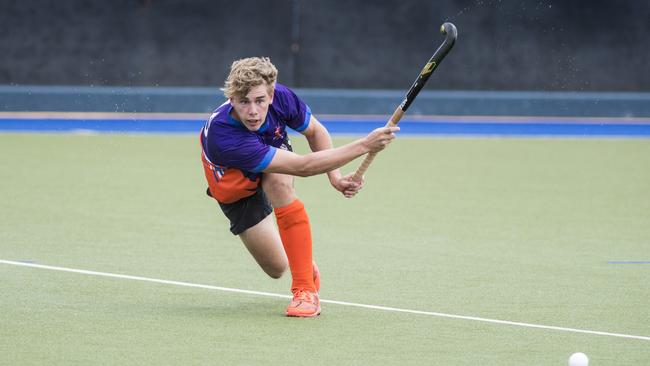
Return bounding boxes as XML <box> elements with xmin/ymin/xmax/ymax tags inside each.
<box><xmin>202</xmin><ymin>153</ymin><xmax>260</xmax><ymax>204</ymax></box>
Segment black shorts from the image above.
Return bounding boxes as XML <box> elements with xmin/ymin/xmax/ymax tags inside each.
<box><xmin>210</xmin><ymin>136</ymin><xmax>292</xmax><ymax>235</ymax></box>
<box><xmin>216</xmin><ymin>187</ymin><xmax>273</xmax><ymax>235</ymax></box>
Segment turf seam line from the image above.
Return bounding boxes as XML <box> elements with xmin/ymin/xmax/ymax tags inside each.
<box><xmin>2</xmin><ymin>259</ymin><xmax>648</xmax><ymax>342</ymax></box>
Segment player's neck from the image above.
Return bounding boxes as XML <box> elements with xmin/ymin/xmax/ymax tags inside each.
<box><xmin>229</xmin><ymin>107</ymin><xmax>242</xmax><ymax>122</ymax></box>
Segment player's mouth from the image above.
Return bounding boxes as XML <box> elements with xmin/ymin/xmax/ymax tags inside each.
<box><xmin>246</xmin><ymin>119</ymin><xmax>262</xmax><ymax>129</ymax></box>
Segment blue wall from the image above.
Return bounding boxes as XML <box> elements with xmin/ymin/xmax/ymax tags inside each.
<box><xmin>2</xmin><ymin>85</ymin><xmax>649</xmax><ymax>118</ymax></box>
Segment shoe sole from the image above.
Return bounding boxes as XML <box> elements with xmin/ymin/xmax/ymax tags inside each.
<box><xmin>286</xmin><ymin>309</ymin><xmax>321</xmax><ymax>318</ymax></box>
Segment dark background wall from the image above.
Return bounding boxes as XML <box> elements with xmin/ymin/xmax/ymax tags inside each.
<box><xmin>1</xmin><ymin>0</ymin><xmax>648</xmax><ymax>91</ymax></box>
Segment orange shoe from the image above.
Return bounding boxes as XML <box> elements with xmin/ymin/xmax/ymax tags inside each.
<box><xmin>313</xmin><ymin>261</ymin><xmax>321</xmax><ymax>293</ymax></box>
<box><xmin>285</xmin><ymin>290</ymin><xmax>321</xmax><ymax>317</ymax></box>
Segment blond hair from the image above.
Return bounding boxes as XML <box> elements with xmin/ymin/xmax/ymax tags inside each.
<box><xmin>222</xmin><ymin>57</ymin><xmax>278</xmax><ymax>99</ymax></box>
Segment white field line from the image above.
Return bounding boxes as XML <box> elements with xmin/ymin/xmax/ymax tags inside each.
<box><xmin>2</xmin><ymin>259</ymin><xmax>649</xmax><ymax>342</ymax></box>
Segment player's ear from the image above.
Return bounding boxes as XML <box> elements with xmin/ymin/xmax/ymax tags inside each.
<box><xmin>267</xmin><ymin>84</ymin><xmax>275</xmax><ymax>104</ymax></box>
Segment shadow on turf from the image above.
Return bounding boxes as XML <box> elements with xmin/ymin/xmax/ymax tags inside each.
<box><xmin>161</xmin><ymin>298</ymin><xmax>300</xmax><ymax>319</ymax></box>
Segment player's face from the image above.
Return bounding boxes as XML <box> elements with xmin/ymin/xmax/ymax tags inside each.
<box><xmin>230</xmin><ymin>84</ymin><xmax>273</xmax><ymax>131</ymax></box>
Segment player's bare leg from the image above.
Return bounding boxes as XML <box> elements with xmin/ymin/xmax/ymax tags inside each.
<box><xmin>262</xmin><ymin>172</ymin><xmax>296</xmax><ymax>207</ymax></box>
<box><xmin>239</xmin><ymin>215</ymin><xmax>288</xmax><ymax>279</ymax></box>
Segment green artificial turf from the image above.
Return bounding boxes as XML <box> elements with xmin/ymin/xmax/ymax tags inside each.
<box><xmin>1</xmin><ymin>133</ymin><xmax>649</xmax><ymax>365</ymax></box>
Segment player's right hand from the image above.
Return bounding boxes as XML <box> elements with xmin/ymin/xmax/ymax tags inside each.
<box><xmin>364</xmin><ymin>126</ymin><xmax>399</xmax><ymax>153</ymax></box>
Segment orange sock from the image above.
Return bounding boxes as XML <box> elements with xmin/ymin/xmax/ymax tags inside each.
<box><xmin>274</xmin><ymin>199</ymin><xmax>315</xmax><ymax>293</ymax></box>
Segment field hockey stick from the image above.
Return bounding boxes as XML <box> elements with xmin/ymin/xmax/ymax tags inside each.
<box><xmin>352</xmin><ymin>22</ymin><xmax>457</xmax><ymax>182</ymax></box>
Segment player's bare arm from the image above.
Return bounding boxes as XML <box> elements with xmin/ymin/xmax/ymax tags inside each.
<box><xmin>263</xmin><ymin>126</ymin><xmax>399</xmax><ymax>177</ymax></box>
<box><xmin>301</xmin><ymin>116</ymin><xmax>364</xmax><ymax>198</ymax></box>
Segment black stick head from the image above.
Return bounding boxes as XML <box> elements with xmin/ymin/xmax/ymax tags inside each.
<box><xmin>440</xmin><ymin>22</ymin><xmax>458</xmax><ymax>40</ymax></box>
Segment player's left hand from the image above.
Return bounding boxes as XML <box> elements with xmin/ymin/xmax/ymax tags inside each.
<box><xmin>331</xmin><ymin>172</ymin><xmax>364</xmax><ymax>198</ymax></box>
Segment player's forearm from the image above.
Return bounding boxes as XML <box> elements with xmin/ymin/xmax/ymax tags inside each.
<box><xmin>297</xmin><ymin>138</ymin><xmax>368</xmax><ymax>177</ymax></box>
<box><xmin>265</xmin><ymin>138</ymin><xmax>369</xmax><ymax>177</ymax></box>
<box><xmin>265</xmin><ymin>126</ymin><xmax>397</xmax><ymax>176</ymax></box>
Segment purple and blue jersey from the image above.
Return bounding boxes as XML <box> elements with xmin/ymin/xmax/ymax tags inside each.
<box><xmin>200</xmin><ymin>83</ymin><xmax>312</xmax><ymax>203</ymax></box>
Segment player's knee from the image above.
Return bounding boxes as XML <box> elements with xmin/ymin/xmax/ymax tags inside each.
<box><xmin>263</xmin><ymin>178</ymin><xmax>294</xmax><ymax>202</ymax></box>
<box><xmin>264</xmin><ymin>262</ymin><xmax>288</xmax><ymax>279</ymax></box>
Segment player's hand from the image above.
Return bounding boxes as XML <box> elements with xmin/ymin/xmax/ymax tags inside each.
<box><xmin>364</xmin><ymin>126</ymin><xmax>400</xmax><ymax>153</ymax></box>
<box><xmin>331</xmin><ymin>172</ymin><xmax>364</xmax><ymax>198</ymax></box>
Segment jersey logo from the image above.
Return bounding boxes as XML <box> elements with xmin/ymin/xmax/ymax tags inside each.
<box><xmin>209</xmin><ymin>164</ymin><xmax>226</xmax><ymax>181</ymax></box>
